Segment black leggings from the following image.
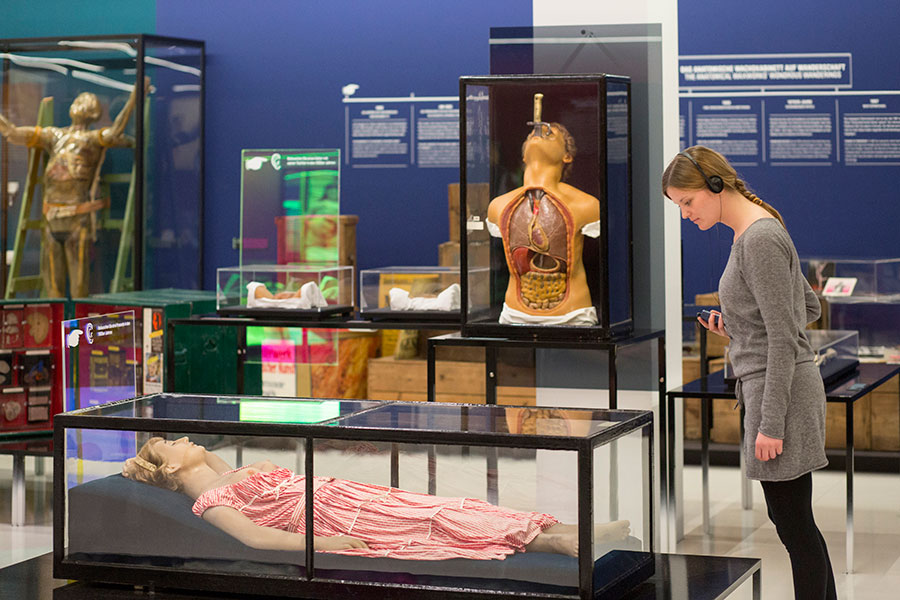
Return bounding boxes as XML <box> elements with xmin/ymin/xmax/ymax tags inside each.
<box><xmin>760</xmin><ymin>472</ymin><xmax>837</xmax><ymax>600</ymax></box>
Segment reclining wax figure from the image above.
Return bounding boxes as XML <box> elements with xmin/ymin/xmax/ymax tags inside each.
<box><xmin>0</xmin><ymin>78</ymin><xmax>149</xmax><ymax>298</ymax></box>
<box><xmin>122</xmin><ymin>436</ymin><xmax>630</xmax><ymax>560</ymax></box>
<box><xmin>486</xmin><ymin>94</ymin><xmax>600</xmax><ymax>326</ymax></box>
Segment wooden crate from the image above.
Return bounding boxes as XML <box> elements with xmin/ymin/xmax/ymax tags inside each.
<box><xmin>448</xmin><ymin>183</ymin><xmax>460</xmax><ymax>242</ymax></box>
<box><xmin>367</xmin><ymin>356</ymin><xmax>535</xmax><ymax>405</ymax></box>
<box><xmin>709</xmin><ymin>400</ymin><xmax>741</xmax><ymax>445</ymax></box>
<box><xmin>438</xmin><ymin>240</ymin><xmax>489</xmax><ymax>268</ymax></box>
<box><xmin>870</xmin><ymin>375</ymin><xmax>899</xmax><ymax>451</ymax></box>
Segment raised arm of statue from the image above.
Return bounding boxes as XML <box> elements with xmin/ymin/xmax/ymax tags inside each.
<box><xmin>0</xmin><ymin>111</ymin><xmax>42</xmax><ymax>147</ymax></box>
<box><xmin>98</xmin><ymin>76</ymin><xmax>150</xmax><ymax>147</ymax></box>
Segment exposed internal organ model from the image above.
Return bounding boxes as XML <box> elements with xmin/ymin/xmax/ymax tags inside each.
<box><xmin>486</xmin><ymin>91</ymin><xmax>600</xmax><ymax>326</ymax></box>
<box><xmin>504</xmin><ymin>189</ymin><xmax>571</xmax><ymax>311</ymax></box>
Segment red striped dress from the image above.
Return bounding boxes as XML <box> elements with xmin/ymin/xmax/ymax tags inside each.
<box><xmin>192</xmin><ymin>467</ymin><xmax>558</xmax><ymax>560</ymax></box>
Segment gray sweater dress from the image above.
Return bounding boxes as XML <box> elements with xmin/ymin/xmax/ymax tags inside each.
<box><xmin>718</xmin><ymin>218</ymin><xmax>828</xmax><ymax>481</ymax></box>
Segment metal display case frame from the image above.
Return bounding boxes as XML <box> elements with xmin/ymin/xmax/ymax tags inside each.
<box><xmin>459</xmin><ymin>74</ymin><xmax>633</xmax><ymax>342</ymax></box>
<box><xmin>0</xmin><ymin>34</ymin><xmax>205</xmax><ymax>296</ymax></box>
<box><xmin>54</xmin><ymin>394</ymin><xmax>654</xmax><ymax>599</ymax></box>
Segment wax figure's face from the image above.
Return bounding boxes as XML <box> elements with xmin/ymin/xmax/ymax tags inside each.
<box><xmin>151</xmin><ymin>436</ymin><xmax>205</xmax><ymax>470</ymax></box>
<box><xmin>69</xmin><ymin>93</ymin><xmax>102</xmax><ymax>124</ymax></box>
<box><xmin>667</xmin><ymin>186</ymin><xmax>720</xmax><ymax>231</ymax></box>
<box><xmin>523</xmin><ymin>127</ymin><xmax>573</xmax><ymax>166</ymax></box>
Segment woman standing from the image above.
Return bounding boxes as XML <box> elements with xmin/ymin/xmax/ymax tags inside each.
<box><xmin>663</xmin><ymin>146</ymin><xmax>837</xmax><ymax>600</ymax></box>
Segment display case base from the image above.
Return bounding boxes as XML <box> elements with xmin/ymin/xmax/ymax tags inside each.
<box><xmin>359</xmin><ymin>308</ymin><xmax>461</xmax><ymax>324</ymax></box>
<box><xmin>216</xmin><ymin>305</ymin><xmax>354</xmax><ymax>320</ymax></box>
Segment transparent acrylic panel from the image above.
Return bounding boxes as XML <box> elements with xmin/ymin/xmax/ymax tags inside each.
<box><xmin>592</xmin><ymin>428</ymin><xmax>652</xmax><ymax>589</ymax></box>
<box><xmin>217</xmin><ymin>264</ymin><xmax>354</xmax><ymax>313</ymax></box>
<box><xmin>802</xmin><ymin>257</ymin><xmax>900</xmax><ymax>300</ymax></box>
<box><xmin>431</xmin><ymin>342</ymin><xmax>535</xmax><ymax>404</ymax></box>
<box><xmin>463</xmin><ymin>85</ymin><xmax>493</xmax><ymax>322</ymax></box>
<box><xmin>67</xmin><ymin>393</ymin><xmax>378</xmax><ymax>420</ymax></box>
<box><xmin>0</xmin><ymin>36</ymin><xmax>203</xmax><ymax>298</ymax></box>
<box><xmin>240</xmin><ymin>149</ymin><xmax>341</xmax><ymax>267</ymax></box>
<box><xmin>62</xmin><ymin>310</ymin><xmax>137</xmax><ymax>412</ymax></box>
<box><xmin>142</xmin><ymin>38</ymin><xmax>204</xmax><ymax>289</ymax></box>
<box><xmin>244</xmin><ymin>326</ymin><xmax>347</xmax><ymax>398</ymax></box>
<box><xmin>359</xmin><ymin>266</ymin><xmax>460</xmax><ymax>315</ymax></box>
<box><xmin>0</xmin><ymin>300</ymin><xmax>66</xmax><ymax>436</ymax></box>
<box><xmin>312</xmin><ymin>437</ymin><xmax>579</xmax><ymax>594</ymax></box>
<box><xmin>606</xmin><ymin>79</ymin><xmax>632</xmax><ymax>327</ymax></box>
<box><xmin>827</xmin><ymin>302</ymin><xmax>900</xmax><ymax>361</ymax></box>
<box><xmin>63</xmin><ymin>429</ymin><xmax>312</xmax><ymax>575</ymax></box>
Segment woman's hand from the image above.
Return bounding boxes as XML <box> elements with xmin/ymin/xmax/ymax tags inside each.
<box><xmin>698</xmin><ymin>310</ymin><xmax>728</xmax><ymax>338</ymax></box>
<box><xmin>314</xmin><ymin>535</ymin><xmax>369</xmax><ymax>551</ymax></box>
<box><xmin>754</xmin><ymin>432</ymin><xmax>783</xmax><ymax>461</ymax></box>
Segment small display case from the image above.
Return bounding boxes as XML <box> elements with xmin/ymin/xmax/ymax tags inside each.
<box><xmin>55</xmin><ymin>393</ymin><xmax>653</xmax><ymax>599</ymax></box>
<box><xmin>0</xmin><ymin>34</ymin><xmax>204</xmax><ymax>297</ymax></box>
<box><xmin>725</xmin><ymin>329</ymin><xmax>859</xmax><ymax>386</ymax></box>
<box><xmin>802</xmin><ymin>257</ymin><xmax>900</xmax><ymax>360</ymax></box>
<box><xmin>73</xmin><ymin>289</ymin><xmax>216</xmax><ymax>395</ymax></box>
<box><xmin>217</xmin><ymin>264</ymin><xmax>354</xmax><ymax>318</ymax></box>
<box><xmin>807</xmin><ymin>330</ymin><xmax>860</xmax><ymax>383</ymax></box>
<box><xmin>802</xmin><ymin>257</ymin><xmax>900</xmax><ymax>300</ymax></box>
<box><xmin>459</xmin><ymin>74</ymin><xmax>633</xmax><ymax>341</ymax></box>
<box><xmin>0</xmin><ymin>299</ymin><xmax>68</xmax><ymax>437</ymax></box>
<box><xmin>359</xmin><ymin>266</ymin><xmax>461</xmax><ymax>321</ymax></box>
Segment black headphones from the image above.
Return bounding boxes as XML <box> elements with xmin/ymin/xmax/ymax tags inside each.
<box><xmin>679</xmin><ymin>150</ymin><xmax>724</xmax><ymax>194</ymax></box>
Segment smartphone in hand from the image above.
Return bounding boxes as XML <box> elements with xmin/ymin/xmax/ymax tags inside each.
<box><xmin>697</xmin><ymin>309</ymin><xmax>724</xmax><ymax>328</ymax></box>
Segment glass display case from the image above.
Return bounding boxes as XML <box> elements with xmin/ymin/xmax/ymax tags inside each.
<box><xmin>0</xmin><ymin>298</ymin><xmax>68</xmax><ymax>436</ymax></box>
<box><xmin>55</xmin><ymin>393</ymin><xmax>653</xmax><ymax>599</ymax></box>
<box><xmin>725</xmin><ymin>329</ymin><xmax>859</xmax><ymax>386</ymax></box>
<box><xmin>459</xmin><ymin>75</ymin><xmax>632</xmax><ymax>341</ymax></box>
<box><xmin>359</xmin><ymin>266</ymin><xmax>461</xmax><ymax>321</ymax></box>
<box><xmin>217</xmin><ymin>264</ymin><xmax>354</xmax><ymax>318</ymax></box>
<box><xmin>802</xmin><ymin>257</ymin><xmax>900</xmax><ymax>360</ymax></box>
<box><xmin>74</xmin><ymin>289</ymin><xmax>216</xmax><ymax>395</ymax></box>
<box><xmin>802</xmin><ymin>257</ymin><xmax>900</xmax><ymax>300</ymax></box>
<box><xmin>0</xmin><ymin>34</ymin><xmax>204</xmax><ymax>298</ymax></box>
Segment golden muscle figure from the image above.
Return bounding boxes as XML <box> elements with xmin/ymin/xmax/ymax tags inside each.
<box><xmin>0</xmin><ymin>78</ymin><xmax>147</xmax><ymax>297</ymax></box>
<box><xmin>486</xmin><ymin>94</ymin><xmax>600</xmax><ymax>326</ymax></box>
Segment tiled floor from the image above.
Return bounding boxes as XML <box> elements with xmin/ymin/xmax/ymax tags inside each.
<box><xmin>1</xmin><ymin>453</ymin><xmax>898</xmax><ymax>598</ymax></box>
<box><xmin>676</xmin><ymin>464</ymin><xmax>900</xmax><ymax>600</ymax></box>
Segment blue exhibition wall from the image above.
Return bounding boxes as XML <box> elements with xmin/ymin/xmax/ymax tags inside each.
<box><xmin>154</xmin><ymin>0</ymin><xmax>530</xmax><ymax>288</ymax></box>
<box><xmin>677</xmin><ymin>0</ymin><xmax>900</xmax><ymax>303</ymax></box>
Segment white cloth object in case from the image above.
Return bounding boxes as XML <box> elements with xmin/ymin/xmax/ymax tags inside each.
<box><xmin>389</xmin><ymin>283</ymin><xmax>460</xmax><ymax>311</ymax></box>
<box><xmin>246</xmin><ymin>281</ymin><xmax>329</xmax><ymax>309</ymax></box>
<box><xmin>499</xmin><ymin>302</ymin><xmax>598</xmax><ymax>326</ymax></box>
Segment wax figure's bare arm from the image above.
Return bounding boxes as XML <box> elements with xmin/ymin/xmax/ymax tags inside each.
<box><xmin>98</xmin><ymin>77</ymin><xmax>150</xmax><ymax>147</ymax></box>
<box><xmin>201</xmin><ymin>504</ymin><xmax>368</xmax><ymax>552</ymax></box>
<box><xmin>0</xmin><ymin>112</ymin><xmax>40</xmax><ymax>145</ymax></box>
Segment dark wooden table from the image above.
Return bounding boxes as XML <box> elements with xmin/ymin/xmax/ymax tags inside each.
<box><xmin>666</xmin><ymin>362</ymin><xmax>900</xmax><ymax>573</ymax></box>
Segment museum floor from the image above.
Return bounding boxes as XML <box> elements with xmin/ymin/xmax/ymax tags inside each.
<box><xmin>1</xmin><ymin>455</ymin><xmax>898</xmax><ymax>600</ymax></box>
